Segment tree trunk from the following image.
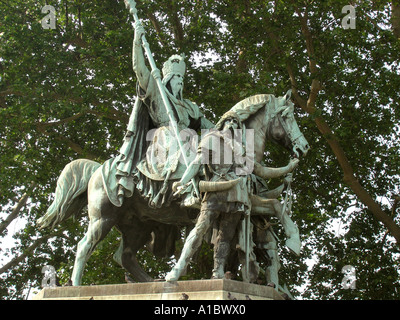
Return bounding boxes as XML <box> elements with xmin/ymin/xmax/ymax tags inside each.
<box><xmin>392</xmin><ymin>1</ymin><xmax>400</xmax><ymax>38</ymax></box>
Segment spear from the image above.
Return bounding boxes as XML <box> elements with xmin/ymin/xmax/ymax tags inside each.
<box><xmin>124</xmin><ymin>0</ymin><xmax>200</xmax><ymax>198</ymax></box>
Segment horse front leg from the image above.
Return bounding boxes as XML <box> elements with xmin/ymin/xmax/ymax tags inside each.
<box><xmin>165</xmin><ymin>209</ymin><xmax>218</xmax><ymax>281</ymax></box>
<box><xmin>269</xmin><ymin>199</ymin><xmax>301</xmax><ymax>256</ymax></box>
<box><xmin>71</xmin><ymin>217</ymin><xmax>116</xmax><ymax>285</ymax></box>
<box><xmin>251</xmin><ymin>196</ymin><xmax>301</xmax><ymax>256</ymax></box>
<box><xmin>72</xmin><ymin>218</ymin><xmax>118</xmax><ymax>286</ymax></box>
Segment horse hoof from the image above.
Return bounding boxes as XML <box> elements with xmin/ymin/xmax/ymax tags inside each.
<box><xmin>165</xmin><ymin>271</ymin><xmax>179</xmax><ymax>282</ymax></box>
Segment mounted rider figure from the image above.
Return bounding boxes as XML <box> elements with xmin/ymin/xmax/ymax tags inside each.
<box><xmin>102</xmin><ymin>21</ymin><xmax>214</xmax><ymax>209</ymax></box>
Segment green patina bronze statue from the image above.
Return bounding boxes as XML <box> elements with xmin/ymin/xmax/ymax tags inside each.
<box><xmin>37</xmin><ymin>0</ymin><xmax>310</xmax><ymax>296</ymax></box>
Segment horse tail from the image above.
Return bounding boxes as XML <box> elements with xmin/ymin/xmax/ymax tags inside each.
<box><xmin>37</xmin><ymin>159</ymin><xmax>101</xmax><ymax>229</ymax></box>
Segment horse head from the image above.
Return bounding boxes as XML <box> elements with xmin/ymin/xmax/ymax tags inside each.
<box><xmin>268</xmin><ymin>90</ymin><xmax>310</xmax><ymax>158</ymax></box>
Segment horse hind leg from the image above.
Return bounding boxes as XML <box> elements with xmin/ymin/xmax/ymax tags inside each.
<box><xmin>114</xmin><ymin>220</ymin><xmax>154</xmax><ymax>282</ymax></box>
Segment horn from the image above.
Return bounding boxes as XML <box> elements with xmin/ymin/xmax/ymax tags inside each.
<box><xmin>199</xmin><ymin>178</ymin><xmax>240</xmax><ymax>192</ymax></box>
<box><xmin>253</xmin><ymin>161</ymin><xmax>289</xmax><ymax>179</ymax></box>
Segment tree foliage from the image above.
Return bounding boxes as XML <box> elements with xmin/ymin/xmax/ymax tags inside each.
<box><xmin>1</xmin><ymin>0</ymin><xmax>399</xmax><ymax>299</ymax></box>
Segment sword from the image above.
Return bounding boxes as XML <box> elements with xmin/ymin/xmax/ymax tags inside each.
<box><xmin>124</xmin><ymin>0</ymin><xmax>200</xmax><ymax>198</ymax></box>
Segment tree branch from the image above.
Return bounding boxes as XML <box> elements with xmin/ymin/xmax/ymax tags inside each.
<box><xmin>134</xmin><ymin>0</ymin><xmax>168</xmax><ymax>47</ymax></box>
<box><xmin>291</xmin><ymin>5</ymin><xmax>400</xmax><ymax>244</ymax></box>
<box><xmin>382</xmin><ymin>195</ymin><xmax>400</xmax><ymax>245</ymax></box>
<box><xmin>170</xmin><ymin>8</ymin><xmax>184</xmax><ymax>44</ymax></box>
<box><xmin>0</xmin><ymin>192</ymin><xmax>29</xmax><ymax>236</ymax></box>
<box><xmin>286</xmin><ymin>64</ymin><xmax>307</xmax><ymax>108</ymax></box>
<box><xmin>37</xmin><ymin>112</ymin><xmax>87</xmax><ymax>129</ymax></box>
<box><xmin>36</xmin><ymin>107</ymin><xmax>129</xmax><ymax>129</ymax></box>
<box><xmin>295</xmin><ymin>7</ymin><xmax>321</xmax><ymax>111</ymax></box>
<box><xmin>36</xmin><ymin>124</ymin><xmax>97</xmax><ymax>160</ymax></box>
<box><xmin>392</xmin><ymin>1</ymin><xmax>400</xmax><ymax>39</ymax></box>
<box><xmin>0</xmin><ymin>231</ymin><xmax>62</xmax><ymax>275</ymax></box>
<box><xmin>147</xmin><ymin>12</ymin><xmax>168</xmax><ymax>47</ymax></box>
<box><xmin>0</xmin><ymin>183</ymin><xmax>37</xmax><ymax>236</ymax></box>
<box><xmin>391</xmin><ymin>196</ymin><xmax>400</xmax><ymax>217</ymax></box>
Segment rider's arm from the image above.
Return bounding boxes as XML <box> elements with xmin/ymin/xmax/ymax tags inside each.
<box><xmin>132</xmin><ymin>21</ymin><xmax>151</xmax><ymax>90</ymax></box>
<box><xmin>179</xmin><ymin>153</ymin><xmax>202</xmax><ymax>185</ymax></box>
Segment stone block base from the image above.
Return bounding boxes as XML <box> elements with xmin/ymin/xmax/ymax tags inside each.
<box><xmin>33</xmin><ymin>279</ymin><xmax>284</xmax><ymax>300</ymax></box>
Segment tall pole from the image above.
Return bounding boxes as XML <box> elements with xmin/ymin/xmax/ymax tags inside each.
<box><xmin>124</xmin><ymin>0</ymin><xmax>200</xmax><ymax>198</ymax></box>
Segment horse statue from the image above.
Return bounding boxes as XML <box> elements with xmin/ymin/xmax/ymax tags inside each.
<box><xmin>37</xmin><ymin>90</ymin><xmax>309</xmax><ymax>286</ymax></box>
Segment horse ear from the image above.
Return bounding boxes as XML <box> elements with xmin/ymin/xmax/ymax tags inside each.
<box><xmin>282</xmin><ymin>105</ymin><xmax>293</xmax><ymax>117</ymax></box>
<box><xmin>285</xmin><ymin>89</ymin><xmax>292</xmax><ymax>100</ymax></box>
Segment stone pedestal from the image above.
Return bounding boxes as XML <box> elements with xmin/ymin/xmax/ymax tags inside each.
<box><xmin>33</xmin><ymin>279</ymin><xmax>284</xmax><ymax>300</ymax></box>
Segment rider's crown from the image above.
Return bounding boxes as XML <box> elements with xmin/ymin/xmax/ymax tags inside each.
<box><xmin>162</xmin><ymin>54</ymin><xmax>186</xmax><ymax>79</ymax></box>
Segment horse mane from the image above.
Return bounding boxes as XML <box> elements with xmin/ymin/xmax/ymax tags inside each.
<box><xmin>230</xmin><ymin>94</ymin><xmax>274</xmax><ymax>123</ymax></box>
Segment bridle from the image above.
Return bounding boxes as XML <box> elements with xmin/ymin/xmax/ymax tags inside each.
<box><xmin>268</xmin><ymin>104</ymin><xmax>300</xmax><ymax>216</ymax></box>
<box><xmin>277</xmin><ymin>113</ymin><xmax>303</xmax><ymax>150</ymax></box>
